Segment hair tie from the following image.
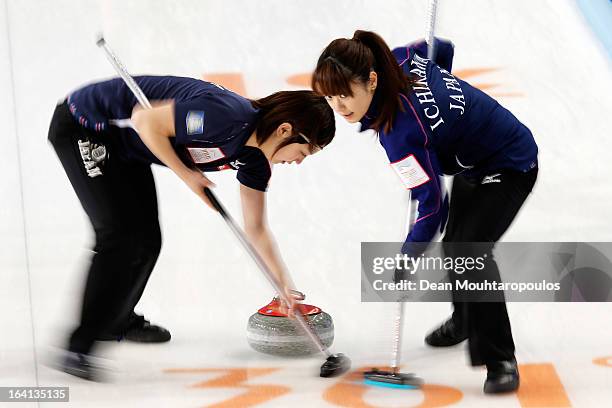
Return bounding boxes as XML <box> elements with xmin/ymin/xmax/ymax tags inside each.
<box><xmin>325</xmin><ymin>55</ymin><xmax>341</xmax><ymax>65</ymax></box>
<box><xmin>325</xmin><ymin>55</ymin><xmax>350</xmax><ymax>72</ymax></box>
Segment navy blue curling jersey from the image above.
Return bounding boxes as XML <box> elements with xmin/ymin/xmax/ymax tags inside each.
<box><xmin>67</xmin><ymin>76</ymin><xmax>271</xmax><ymax>192</ymax></box>
<box><xmin>360</xmin><ymin>38</ymin><xmax>538</xmax><ymax>245</ymax></box>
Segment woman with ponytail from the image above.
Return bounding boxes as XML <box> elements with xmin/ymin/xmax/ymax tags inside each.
<box><xmin>312</xmin><ymin>31</ymin><xmax>538</xmax><ymax>394</ymax></box>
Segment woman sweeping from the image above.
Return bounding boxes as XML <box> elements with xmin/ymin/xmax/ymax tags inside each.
<box><xmin>48</xmin><ymin>75</ymin><xmax>335</xmax><ymax>380</ymax></box>
<box><xmin>312</xmin><ymin>31</ymin><xmax>537</xmax><ymax>394</ymax></box>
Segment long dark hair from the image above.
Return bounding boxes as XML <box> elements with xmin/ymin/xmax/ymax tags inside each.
<box><xmin>312</xmin><ymin>30</ymin><xmax>410</xmax><ymax>133</ymax></box>
<box><xmin>251</xmin><ymin>90</ymin><xmax>335</xmax><ymax>150</ymax></box>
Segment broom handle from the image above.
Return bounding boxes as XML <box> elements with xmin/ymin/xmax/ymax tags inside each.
<box><xmin>426</xmin><ymin>0</ymin><xmax>439</xmax><ymax>60</ymax></box>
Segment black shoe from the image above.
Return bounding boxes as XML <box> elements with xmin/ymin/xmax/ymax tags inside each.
<box><xmin>98</xmin><ymin>314</ymin><xmax>171</xmax><ymax>343</ymax></box>
<box><xmin>124</xmin><ymin>315</ymin><xmax>171</xmax><ymax>343</ymax></box>
<box><xmin>425</xmin><ymin>318</ymin><xmax>467</xmax><ymax>347</ymax></box>
<box><xmin>484</xmin><ymin>359</ymin><xmax>520</xmax><ymax>394</ymax></box>
<box><xmin>96</xmin><ymin>331</ymin><xmax>122</xmax><ymax>341</ymax></box>
<box><xmin>60</xmin><ymin>352</ymin><xmax>104</xmax><ymax>381</ymax></box>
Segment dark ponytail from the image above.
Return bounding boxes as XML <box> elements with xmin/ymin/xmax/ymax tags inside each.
<box><xmin>312</xmin><ymin>30</ymin><xmax>409</xmax><ymax>133</ymax></box>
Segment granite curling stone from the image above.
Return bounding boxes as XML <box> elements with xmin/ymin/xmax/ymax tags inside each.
<box><xmin>247</xmin><ymin>298</ymin><xmax>334</xmax><ymax>356</ymax></box>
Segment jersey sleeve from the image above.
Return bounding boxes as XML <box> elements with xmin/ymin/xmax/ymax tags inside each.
<box><xmin>385</xmin><ymin>101</ymin><xmax>448</xmax><ymax>256</ymax></box>
<box><xmin>235</xmin><ymin>147</ymin><xmax>272</xmax><ymax>192</ymax></box>
<box><xmin>173</xmin><ymin>96</ymin><xmax>235</xmax><ymax>145</ymax></box>
<box><xmin>393</xmin><ymin>37</ymin><xmax>455</xmax><ymax>72</ymax></box>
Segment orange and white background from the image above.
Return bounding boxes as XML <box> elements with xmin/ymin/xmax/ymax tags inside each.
<box><xmin>1</xmin><ymin>0</ymin><xmax>611</xmax><ymax>407</ymax></box>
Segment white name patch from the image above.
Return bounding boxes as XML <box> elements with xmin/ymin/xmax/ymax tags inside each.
<box><xmin>187</xmin><ymin>147</ymin><xmax>226</xmax><ymax>164</ymax></box>
<box><xmin>390</xmin><ymin>154</ymin><xmax>430</xmax><ymax>189</ymax></box>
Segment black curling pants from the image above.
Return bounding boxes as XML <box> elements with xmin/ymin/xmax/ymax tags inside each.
<box><xmin>442</xmin><ymin>168</ymin><xmax>537</xmax><ymax>366</ymax></box>
<box><xmin>48</xmin><ymin>102</ymin><xmax>162</xmax><ymax>355</ymax></box>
